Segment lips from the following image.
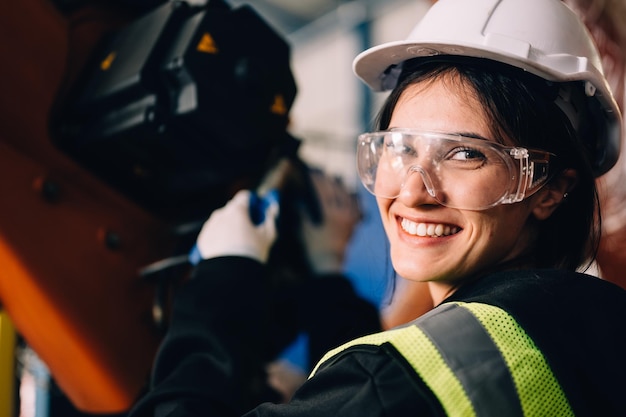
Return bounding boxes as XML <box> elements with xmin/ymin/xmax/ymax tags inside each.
<box><xmin>401</xmin><ymin>218</ymin><xmax>460</xmax><ymax>237</ymax></box>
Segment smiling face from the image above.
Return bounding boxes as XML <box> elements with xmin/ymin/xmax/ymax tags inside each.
<box><xmin>378</xmin><ymin>75</ymin><xmax>544</xmax><ymax>303</ymax></box>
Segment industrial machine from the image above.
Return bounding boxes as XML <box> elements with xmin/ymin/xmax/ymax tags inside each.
<box><xmin>0</xmin><ymin>0</ymin><xmax>297</xmax><ymax>414</ymax></box>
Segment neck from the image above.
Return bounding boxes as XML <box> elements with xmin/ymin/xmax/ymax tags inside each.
<box><xmin>430</xmin><ymin>256</ymin><xmax>538</xmax><ymax>305</ymax></box>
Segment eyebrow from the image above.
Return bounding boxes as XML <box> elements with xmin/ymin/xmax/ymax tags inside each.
<box><xmin>456</xmin><ymin>132</ymin><xmax>490</xmax><ymax>141</ymax></box>
<box><xmin>388</xmin><ymin>126</ymin><xmax>492</xmax><ymax>142</ymax></box>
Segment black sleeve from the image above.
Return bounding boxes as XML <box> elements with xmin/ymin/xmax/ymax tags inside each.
<box><xmin>129</xmin><ymin>256</ymin><xmax>275</xmax><ymax>416</ymax></box>
<box><xmin>128</xmin><ymin>257</ymin><xmax>438</xmax><ymax>417</ymax></box>
<box><xmin>296</xmin><ymin>274</ymin><xmax>382</xmax><ymax>366</ymax></box>
<box><xmin>263</xmin><ymin>272</ymin><xmax>382</xmax><ymax>371</ymax></box>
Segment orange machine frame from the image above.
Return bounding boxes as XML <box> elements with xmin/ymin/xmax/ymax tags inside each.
<box><xmin>0</xmin><ymin>0</ymin><xmax>177</xmax><ymax>412</ymax></box>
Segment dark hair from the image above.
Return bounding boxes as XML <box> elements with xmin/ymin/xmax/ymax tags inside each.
<box><xmin>375</xmin><ymin>56</ymin><xmax>601</xmax><ymax>271</ymax></box>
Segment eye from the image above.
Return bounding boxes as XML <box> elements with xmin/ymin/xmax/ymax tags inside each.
<box><xmin>443</xmin><ymin>146</ymin><xmax>489</xmax><ymax>169</ymax></box>
<box><xmin>448</xmin><ymin>147</ymin><xmax>486</xmax><ymax>161</ymax></box>
<box><xmin>385</xmin><ymin>141</ymin><xmax>416</xmax><ymax>158</ymax></box>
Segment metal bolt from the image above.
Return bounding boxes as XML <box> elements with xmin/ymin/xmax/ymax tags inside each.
<box><xmin>97</xmin><ymin>228</ymin><xmax>121</xmax><ymax>251</ymax></box>
<box><xmin>33</xmin><ymin>177</ymin><xmax>61</xmax><ymax>203</ymax></box>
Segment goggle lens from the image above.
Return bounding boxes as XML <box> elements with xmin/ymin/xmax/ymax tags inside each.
<box><xmin>357</xmin><ymin>130</ymin><xmax>553</xmax><ymax>210</ymax></box>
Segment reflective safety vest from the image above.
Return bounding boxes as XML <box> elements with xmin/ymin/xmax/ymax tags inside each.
<box><xmin>310</xmin><ymin>302</ymin><xmax>574</xmax><ymax>417</ymax></box>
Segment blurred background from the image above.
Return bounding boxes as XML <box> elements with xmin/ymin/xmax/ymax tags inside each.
<box><xmin>237</xmin><ymin>0</ymin><xmax>433</xmax><ymax>307</ymax></box>
<box><xmin>222</xmin><ymin>1</ymin><xmax>435</xmax><ymax>382</ymax></box>
<box><xmin>0</xmin><ymin>1</ymin><xmax>432</xmax><ymax>416</ymax></box>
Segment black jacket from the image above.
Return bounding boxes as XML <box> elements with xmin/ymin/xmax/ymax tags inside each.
<box><xmin>129</xmin><ymin>257</ymin><xmax>626</xmax><ymax>416</ymax></box>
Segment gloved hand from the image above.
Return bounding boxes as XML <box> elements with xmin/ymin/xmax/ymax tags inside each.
<box><xmin>191</xmin><ymin>189</ymin><xmax>280</xmax><ymax>264</ymax></box>
<box><xmin>300</xmin><ymin>169</ymin><xmax>362</xmax><ymax>275</ymax></box>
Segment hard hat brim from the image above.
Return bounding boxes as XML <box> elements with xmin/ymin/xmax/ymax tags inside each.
<box><xmin>354</xmin><ymin>39</ymin><xmax>598</xmax><ymax>92</ymax></box>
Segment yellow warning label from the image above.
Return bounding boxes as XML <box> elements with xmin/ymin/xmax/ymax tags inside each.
<box><xmin>197</xmin><ymin>33</ymin><xmax>218</xmax><ymax>54</ymax></box>
<box><xmin>270</xmin><ymin>94</ymin><xmax>287</xmax><ymax>116</ymax></box>
<box><xmin>100</xmin><ymin>51</ymin><xmax>116</xmax><ymax>71</ymax></box>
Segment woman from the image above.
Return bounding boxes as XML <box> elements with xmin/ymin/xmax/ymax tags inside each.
<box><xmin>129</xmin><ymin>0</ymin><xmax>626</xmax><ymax>415</ymax></box>
<box><xmin>382</xmin><ymin>0</ymin><xmax>626</xmax><ymax>330</ymax></box>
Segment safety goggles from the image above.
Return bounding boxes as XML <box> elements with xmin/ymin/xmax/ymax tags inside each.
<box><xmin>356</xmin><ymin>129</ymin><xmax>555</xmax><ymax>210</ymax></box>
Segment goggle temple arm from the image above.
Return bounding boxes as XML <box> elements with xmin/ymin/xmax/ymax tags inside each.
<box><xmin>510</xmin><ymin>148</ymin><xmax>553</xmax><ymax>203</ymax></box>
<box><xmin>510</xmin><ymin>148</ymin><xmax>532</xmax><ymax>204</ymax></box>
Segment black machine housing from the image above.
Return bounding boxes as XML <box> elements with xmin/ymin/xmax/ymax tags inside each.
<box><xmin>52</xmin><ymin>0</ymin><xmax>298</xmax><ymax>222</ymax></box>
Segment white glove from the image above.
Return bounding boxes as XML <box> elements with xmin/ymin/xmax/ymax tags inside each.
<box><xmin>191</xmin><ymin>189</ymin><xmax>280</xmax><ymax>264</ymax></box>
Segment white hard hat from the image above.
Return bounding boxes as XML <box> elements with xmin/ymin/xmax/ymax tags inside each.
<box><xmin>353</xmin><ymin>0</ymin><xmax>622</xmax><ymax>176</ymax></box>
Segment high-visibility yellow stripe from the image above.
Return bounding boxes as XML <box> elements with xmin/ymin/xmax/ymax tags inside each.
<box><xmin>390</xmin><ymin>326</ymin><xmax>475</xmax><ymax>416</ymax></box>
<box><xmin>310</xmin><ymin>326</ymin><xmax>475</xmax><ymax>416</ymax></box>
<box><xmin>459</xmin><ymin>302</ymin><xmax>574</xmax><ymax>416</ymax></box>
<box><xmin>311</xmin><ymin>302</ymin><xmax>574</xmax><ymax>416</ymax></box>
<box><xmin>0</xmin><ymin>311</ymin><xmax>16</xmax><ymax>417</ymax></box>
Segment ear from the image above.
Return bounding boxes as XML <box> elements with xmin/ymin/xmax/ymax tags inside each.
<box><xmin>532</xmin><ymin>169</ymin><xmax>578</xmax><ymax>220</ymax></box>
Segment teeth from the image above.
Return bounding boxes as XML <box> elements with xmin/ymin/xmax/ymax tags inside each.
<box><xmin>401</xmin><ymin>218</ymin><xmax>459</xmax><ymax>237</ymax></box>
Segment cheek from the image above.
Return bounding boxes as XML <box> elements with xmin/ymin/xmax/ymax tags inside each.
<box><xmin>475</xmin><ymin>206</ymin><xmax>536</xmax><ymax>256</ymax></box>
<box><xmin>376</xmin><ymin>197</ymin><xmax>393</xmax><ymax>225</ymax></box>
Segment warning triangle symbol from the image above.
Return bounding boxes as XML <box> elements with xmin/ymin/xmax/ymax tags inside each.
<box><xmin>100</xmin><ymin>51</ymin><xmax>116</xmax><ymax>71</ymax></box>
<box><xmin>197</xmin><ymin>33</ymin><xmax>218</xmax><ymax>54</ymax></box>
<box><xmin>270</xmin><ymin>94</ymin><xmax>287</xmax><ymax>116</ymax></box>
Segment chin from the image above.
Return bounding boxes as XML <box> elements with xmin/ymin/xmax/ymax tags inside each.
<box><xmin>390</xmin><ymin>253</ymin><xmax>434</xmax><ymax>282</ymax></box>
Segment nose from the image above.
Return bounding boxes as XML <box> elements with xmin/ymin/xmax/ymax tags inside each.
<box><xmin>397</xmin><ymin>166</ymin><xmax>438</xmax><ymax>206</ymax></box>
